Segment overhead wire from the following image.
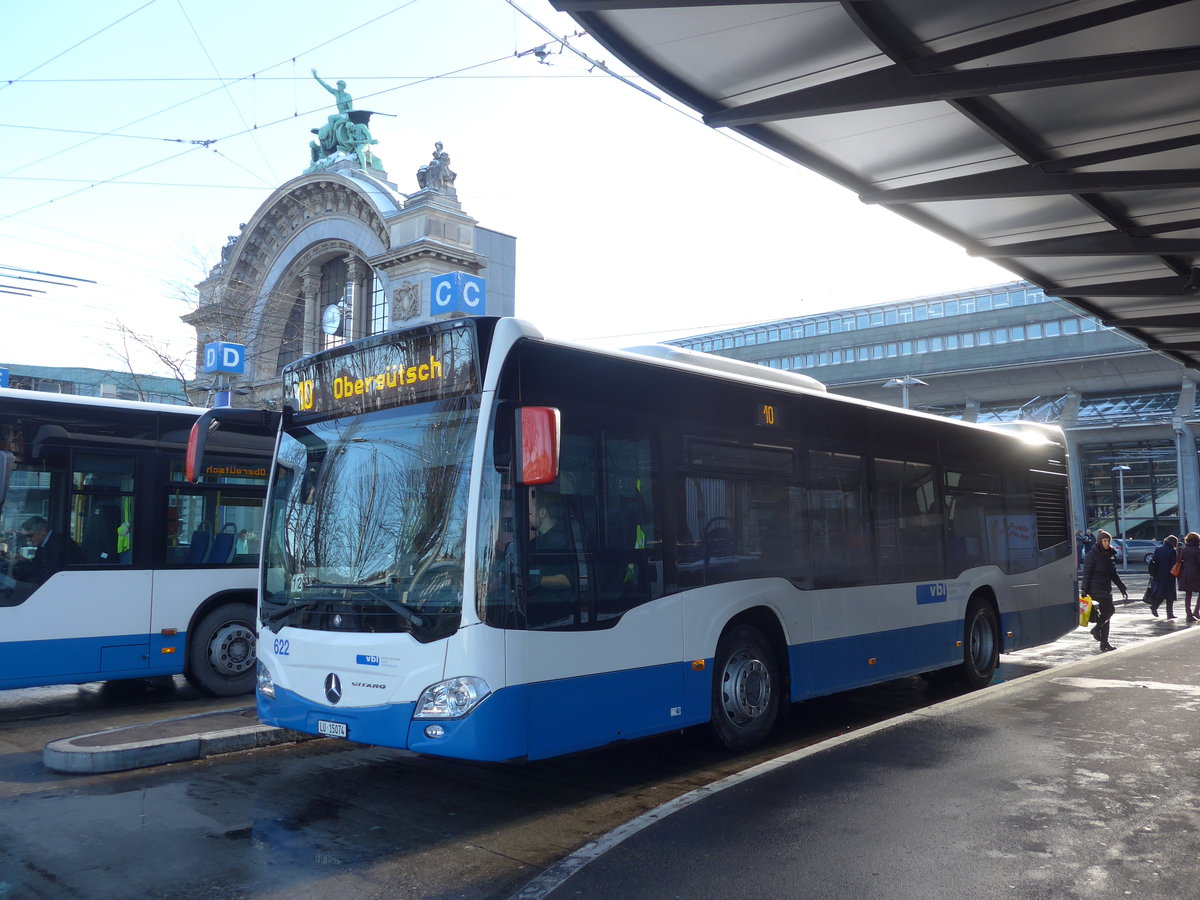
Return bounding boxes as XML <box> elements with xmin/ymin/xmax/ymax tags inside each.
<box><xmin>1</xmin><ymin>0</ymin><xmax>161</xmax><ymax>91</ymax></box>
<box><xmin>173</xmin><ymin>0</ymin><xmax>279</xmax><ymax>184</ymax></box>
<box><xmin>0</xmin><ymin>1</ymin><xmax>423</xmax><ymax>180</ymax></box>
<box><xmin>4</xmin><ymin>0</ymin><xmax>794</xmax><ymax>365</ymax></box>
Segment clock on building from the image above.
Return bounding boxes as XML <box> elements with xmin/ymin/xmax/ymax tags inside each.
<box><xmin>321</xmin><ymin>304</ymin><xmax>343</xmax><ymax>336</ymax></box>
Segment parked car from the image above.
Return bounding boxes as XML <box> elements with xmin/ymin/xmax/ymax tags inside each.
<box><xmin>1113</xmin><ymin>538</ymin><xmax>1161</xmax><ymax>565</ymax></box>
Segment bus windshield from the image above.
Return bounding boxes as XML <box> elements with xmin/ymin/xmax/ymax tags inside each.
<box><xmin>263</xmin><ymin>398</ymin><xmax>479</xmax><ymax>640</ymax></box>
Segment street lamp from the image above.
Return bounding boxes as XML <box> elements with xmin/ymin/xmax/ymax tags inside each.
<box><xmin>1112</xmin><ymin>464</ymin><xmax>1131</xmax><ymax>568</ymax></box>
<box><xmin>883</xmin><ymin>375</ymin><xmax>928</xmax><ymax>409</ymax></box>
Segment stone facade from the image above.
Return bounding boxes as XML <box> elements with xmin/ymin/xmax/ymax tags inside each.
<box><xmin>184</xmin><ymin>160</ymin><xmax>514</xmax><ymax>408</ymax></box>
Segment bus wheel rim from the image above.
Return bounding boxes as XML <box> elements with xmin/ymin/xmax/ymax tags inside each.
<box><xmin>721</xmin><ymin>650</ymin><xmax>770</xmax><ymax>726</ymax></box>
<box><xmin>209</xmin><ymin>623</ymin><xmax>255</xmax><ymax>675</ymax></box>
<box><xmin>970</xmin><ymin>616</ymin><xmax>994</xmax><ymax>670</ymax></box>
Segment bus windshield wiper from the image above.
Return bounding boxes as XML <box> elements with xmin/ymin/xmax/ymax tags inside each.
<box><xmin>264</xmin><ymin>584</ymin><xmax>426</xmax><ymax>631</ymax></box>
<box><xmin>355</xmin><ymin>586</ymin><xmax>426</xmax><ymax>629</ymax></box>
<box><xmin>262</xmin><ymin>598</ymin><xmax>326</xmax><ymax>630</ymax></box>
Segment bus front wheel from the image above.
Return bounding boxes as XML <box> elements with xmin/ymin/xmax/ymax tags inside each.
<box><xmin>959</xmin><ymin>598</ymin><xmax>999</xmax><ymax>690</ymax></box>
<box><xmin>187</xmin><ymin>602</ymin><xmax>257</xmax><ymax>697</ymax></box>
<box><xmin>709</xmin><ymin>625</ymin><xmax>780</xmax><ymax>752</ymax></box>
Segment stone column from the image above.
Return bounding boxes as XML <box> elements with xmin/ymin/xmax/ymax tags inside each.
<box><xmin>302</xmin><ymin>269</ymin><xmax>320</xmax><ymax>355</ymax></box>
<box><xmin>345</xmin><ymin>255</ymin><xmax>362</xmax><ymax>341</ymax></box>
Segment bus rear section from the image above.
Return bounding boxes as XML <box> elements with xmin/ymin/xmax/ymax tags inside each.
<box><xmin>255</xmin><ymin>317</ymin><xmax>1076</xmax><ymax>761</ymax></box>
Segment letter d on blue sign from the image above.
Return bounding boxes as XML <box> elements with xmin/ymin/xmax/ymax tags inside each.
<box><xmin>202</xmin><ymin>342</ymin><xmax>246</xmax><ymax>375</ymax></box>
<box><xmin>430</xmin><ymin>272</ymin><xmax>486</xmax><ymax>316</ymax></box>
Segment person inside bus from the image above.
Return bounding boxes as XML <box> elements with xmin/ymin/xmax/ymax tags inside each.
<box><xmin>526</xmin><ymin>490</ymin><xmax>576</xmax><ymax>627</ymax></box>
<box><xmin>12</xmin><ymin>516</ymin><xmax>80</xmax><ymax>585</ymax></box>
<box><xmin>0</xmin><ymin>516</ymin><xmax>80</xmax><ymax>595</ymax></box>
<box><xmin>1081</xmin><ymin>530</ymin><xmax>1127</xmax><ymax>652</ymax></box>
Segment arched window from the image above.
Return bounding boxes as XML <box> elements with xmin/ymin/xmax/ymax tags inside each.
<box><xmin>277</xmin><ymin>298</ymin><xmax>305</xmax><ymax>372</ymax></box>
<box><xmin>319</xmin><ymin>257</ymin><xmax>350</xmax><ymax>350</ymax></box>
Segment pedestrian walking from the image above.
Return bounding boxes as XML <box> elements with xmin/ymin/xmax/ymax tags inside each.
<box><xmin>1149</xmin><ymin>535</ymin><xmax>1180</xmax><ymax>618</ymax></box>
<box><xmin>1178</xmin><ymin>532</ymin><xmax>1200</xmax><ymax>622</ymax></box>
<box><xmin>1081</xmin><ymin>530</ymin><xmax>1127</xmax><ymax>651</ymax></box>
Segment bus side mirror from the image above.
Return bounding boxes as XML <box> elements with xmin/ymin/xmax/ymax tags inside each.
<box><xmin>185</xmin><ymin>420</ymin><xmax>213</xmax><ymax>484</ymax></box>
<box><xmin>515</xmin><ymin>406</ymin><xmax>559</xmax><ymax>486</ymax></box>
<box><xmin>185</xmin><ymin>407</ymin><xmax>281</xmax><ymax>483</ymax></box>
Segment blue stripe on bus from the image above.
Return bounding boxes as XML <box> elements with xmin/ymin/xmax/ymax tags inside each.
<box><xmin>793</xmin><ymin>619</ymin><xmax>961</xmax><ymax>699</ymax></box>
<box><xmin>259</xmin><ymin>686</ymin><xmax>529</xmax><ymax>762</ymax></box>
<box><xmin>260</xmin><ymin>660</ymin><xmax>707</xmax><ymax>762</ymax></box>
<box><xmin>0</xmin><ymin>632</ymin><xmax>186</xmax><ymax>690</ymax></box>
<box><xmin>259</xmin><ymin>599</ymin><xmax>1078</xmax><ymax>760</ymax></box>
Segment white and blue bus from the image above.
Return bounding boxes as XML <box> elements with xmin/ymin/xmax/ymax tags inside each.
<box><xmin>196</xmin><ymin>316</ymin><xmax>1075</xmax><ymax>760</ymax></box>
<box><xmin>0</xmin><ymin>388</ymin><xmax>271</xmax><ymax>695</ymax></box>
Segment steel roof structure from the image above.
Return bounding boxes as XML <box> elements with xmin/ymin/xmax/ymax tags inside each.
<box><xmin>553</xmin><ymin>0</ymin><xmax>1200</xmax><ymax>371</ymax></box>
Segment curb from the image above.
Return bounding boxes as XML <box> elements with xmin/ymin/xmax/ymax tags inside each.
<box><xmin>43</xmin><ymin>707</ymin><xmax>314</xmax><ymax>774</ymax></box>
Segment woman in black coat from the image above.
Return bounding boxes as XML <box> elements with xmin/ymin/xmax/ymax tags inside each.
<box><xmin>1081</xmin><ymin>530</ymin><xmax>1128</xmax><ymax>651</ymax></box>
<box><xmin>1149</xmin><ymin>535</ymin><xmax>1179</xmax><ymax>618</ymax></box>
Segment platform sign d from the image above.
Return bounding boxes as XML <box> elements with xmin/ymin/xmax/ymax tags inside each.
<box><xmin>203</xmin><ymin>342</ymin><xmax>246</xmax><ymax>375</ymax></box>
<box><xmin>431</xmin><ymin>272</ymin><xmax>486</xmax><ymax>316</ymax></box>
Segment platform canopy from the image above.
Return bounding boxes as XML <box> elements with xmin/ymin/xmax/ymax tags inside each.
<box><xmin>554</xmin><ymin>1</ymin><xmax>1200</xmax><ymax>371</ymax></box>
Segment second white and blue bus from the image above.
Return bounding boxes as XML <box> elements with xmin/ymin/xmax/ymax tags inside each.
<box><xmin>0</xmin><ymin>388</ymin><xmax>272</xmax><ymax>695</ymax></box>
<box><xmin>192</xmin><ymin>316</ymin><xmax>1076</xmax><ymax>759</ymax></box>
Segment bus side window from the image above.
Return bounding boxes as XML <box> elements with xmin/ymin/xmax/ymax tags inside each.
<box><xmin>526</xmin><ymin>490</ymin><xmax>582</xmax><ymax>629</ymax></box>
<box><xmin>71</xmin><ymin>453</ymin><xmax>135</xmax><ymax>566</ymax></box>
<box><xmin>598</xmin><ymin>433</ymin><xmax>660</xmax><ymax>617</ymax></box>
<box><xmin>167</xmin><ymin>489</ymin><xmax>263</xmax><ymax>566</ymax></box>
<box><xmin>808</xmin><ymin>450</ymin><xmax>871</xmax><ymax>588</ymax></box>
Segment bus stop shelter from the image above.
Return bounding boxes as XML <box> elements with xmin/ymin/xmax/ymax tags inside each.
<box><xmin>554</xmin><ymin>0</ymin><xmax>1200</xmax><ymax>372</ymax></box>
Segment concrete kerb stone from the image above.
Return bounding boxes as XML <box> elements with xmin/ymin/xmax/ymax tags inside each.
<box><xmin>43</xmin><ymin>708</ymin><xmax>315</xmax><ymax>775</ymax></box>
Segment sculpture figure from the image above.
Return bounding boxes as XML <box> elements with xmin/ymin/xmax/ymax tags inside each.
<box><xmin>312</xmin><ymin>69</ymin><xmax>353</xmax><ymax>114</ymax></box>
<box><xmin>305</xmin><ymin>71</ymin><xmax>384</xmax><ymax>174</ymax></box>
<box><xmin>416</xmin><ymin>142</ymin><xmax>456</xmax><ymax>191</ymax></box>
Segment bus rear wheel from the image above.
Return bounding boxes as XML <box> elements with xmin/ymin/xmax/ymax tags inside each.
<box><xmin>709</xmin><ymin>624</ymin><xmax>780</xmax><ymax>752</ymax></box>
<box><xmin>187</xmin><ymin>602</ymin><xmax>257</xmax><ymax>697</ymax></box>
<box><xmin>958</xmin><ymin>598</ymin><xmax>999</xmax><ymax>690</ymax></box>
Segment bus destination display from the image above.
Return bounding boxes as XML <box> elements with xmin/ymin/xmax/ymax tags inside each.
<box><xmin>287</xmin><ymin>325</ymin><xmax>479</xmax><ymax>419</ymax></box>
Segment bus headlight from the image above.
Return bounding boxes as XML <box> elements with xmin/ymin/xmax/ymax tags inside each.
<box><xmin>414</xmin><ymin>676</ymin><xmax>490</xmax><ymax>719</ymax></box>
<box><xmin>257</xmin><ymin>661</ymin><xmax>275</xmax><ymax>698</ymax></box>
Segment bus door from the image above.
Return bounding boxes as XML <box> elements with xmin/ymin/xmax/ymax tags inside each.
<box><xmin>517</xmin><ymin>424</ymin><xmax>678</xmax><ymax>759</ymax></box>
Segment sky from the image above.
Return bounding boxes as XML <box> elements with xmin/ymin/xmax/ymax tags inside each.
<box><xmin>0</xmin><ymin>0</ymin><xmax>1013</xmax><ymax>379</ymax></box>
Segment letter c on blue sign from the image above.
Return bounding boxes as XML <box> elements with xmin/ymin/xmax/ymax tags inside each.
<box><xmin>463</xmin><ymin>280</ymin><xmax>480</xmax><ymax>308</ymax></box>
<box><xmin>434</xmin><ymin>279</ymin><xmax>453</xmax><ymax>308</ymax></box>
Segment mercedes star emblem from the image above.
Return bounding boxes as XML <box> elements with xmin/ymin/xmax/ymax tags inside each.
<box><xmin>324</xmin><ymin>672</ymin><xmax>343</xmax><ymax>705</ymax></box>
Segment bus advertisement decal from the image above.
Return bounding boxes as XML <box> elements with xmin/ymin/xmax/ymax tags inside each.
<box><xmin>916</xmin><ymin>583</ymin><xmax>949</xmax><ymax>604</ymax></box>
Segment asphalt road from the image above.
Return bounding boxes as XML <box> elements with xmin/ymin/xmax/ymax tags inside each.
<box><xmin>1</xmin><ymin>577</ymin><xmax>1185</xmax><ymax>899</ymax></box>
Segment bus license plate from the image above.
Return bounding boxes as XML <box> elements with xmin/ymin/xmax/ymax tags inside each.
<box><xmin>317</xmin><ymin>720</ymin><xmax>348</xmax><ymax>739</ymax></box>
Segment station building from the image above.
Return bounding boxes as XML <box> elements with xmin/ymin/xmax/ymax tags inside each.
<box><xmin>183</xmin><ymin>79</ymin><xmax>514</xmax><ymax>410</ymax></box>
<box><xmin>668</xmin><ymin>282</ymin><xmax>1200</xmax><ymax>545</ymax></box>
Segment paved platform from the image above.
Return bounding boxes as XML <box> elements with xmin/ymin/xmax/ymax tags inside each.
<box><xmin>520</xmin><ymin>622</ymin><xmax>1200</xmax><ymax>899</ymax></box>
<box><xmin>42</xmin><ymin>706</ymin><xmax>312</xmax><ymax>774</ymax></box>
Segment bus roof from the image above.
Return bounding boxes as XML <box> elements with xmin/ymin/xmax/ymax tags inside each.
<box><xmin>0</xmin><ymin>387</ymin><xmax>203</xmax><ymax>417</ymax></box>
<box><xmin>621</xmin><ymin>344</ymin><xmax>827</xmax><ymax>393</ymax></box>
